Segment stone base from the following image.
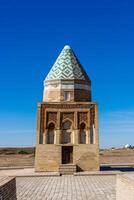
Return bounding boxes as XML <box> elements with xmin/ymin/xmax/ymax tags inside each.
<box><xmin>59</xmin><ymin>164</ymin><xmax>76</xmax><ymax>175</ymax></box>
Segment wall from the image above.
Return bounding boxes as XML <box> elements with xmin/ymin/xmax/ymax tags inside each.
<box><xmin>73</xmin><ymin>144</ymin><xmax>99</xmax><ymax>171</ymax></box>
<box><xmin>35</xmin><ymin>144</ymin><xmax>61</xmax><ymax>172</ymax></box>
<box><xmin>35</xmin><ymin>143</ymin><xmax>99</xmax><ymax>172</ymax></box>
<box><xmin>43</xmin><ymin>79</ymin><xmax>91</xmax><ymax>102</ymax></box>
<box><xmin>35</xmin><ymin>102</ymin><xmax>99</xmax><ymax>172</ymax></box>
<box><xmin>0</xmin><ymin>177</ymin><xmax>16</xmax><ymax>200</ymax></box>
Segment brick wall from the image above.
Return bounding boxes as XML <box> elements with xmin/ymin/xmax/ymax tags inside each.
<box><xmin>73</xmin><ymin>144</ymin><xmax>99</xmax><ymax>171</ymax></box>
<box><xmin>0</xmin><ymin>177</ymin><xmax>16</xmax><ymax>200</ymax></box>
<box><xmin>74</xmin><ymin>89</ymin><xmax>91</xmax><ymax>102</ymax></box>
<box><xmin>35</xmin><ymin>144</ymin><xmax>61</xmax><ymax>172</ymax></box>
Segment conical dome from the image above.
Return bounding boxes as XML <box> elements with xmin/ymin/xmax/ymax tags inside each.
<box><xmin>43</xmin><ymin>45</ymin><xmax>91</xmax><ymax>102</ymax></box>
<box><xmin>45</xmin><ymin>45</ymin><xmax>90</xmax><ymax>81</ymax></box>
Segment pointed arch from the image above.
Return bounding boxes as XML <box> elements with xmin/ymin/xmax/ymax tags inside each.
<box><xmin>47</xmin><ymin>122</ymin><xmax>55</xmax><ymax>144</ymax></box>
<box><xmin>47</xmin><ymin>121</ymin><xmax>56</xmax><ymax>128</ymax></box>
<box><xmin>61</xmin><ymin>120</ymin><xmax>72</xmax><ymax>144</ymax></box>
<box><xmin>79</xmin><ymin>122</ymin><xmax>86</xmax><ymax>144</ymax></box>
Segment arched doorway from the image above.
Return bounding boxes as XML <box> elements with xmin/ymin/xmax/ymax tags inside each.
<box><xmin>61</xmin><ymin>120</ymin><xmax>73</xmax><ymax>164</ymax></box>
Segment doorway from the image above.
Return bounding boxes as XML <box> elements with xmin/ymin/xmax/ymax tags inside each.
<box><xmin>62</xmin><ymin>146</ymin><xmax>73</xmax><ymax>164</ymax></box>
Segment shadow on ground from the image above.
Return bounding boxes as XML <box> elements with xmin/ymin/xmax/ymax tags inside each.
<box><xmin>101</xmin><ymin>166</ymin><xmax>134</xmax><ymax>172</ymax></box>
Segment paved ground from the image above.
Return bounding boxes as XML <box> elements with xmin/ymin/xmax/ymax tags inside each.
<box><xmin>16</xmin><ymin>176</ymin><xmax>116</xmax><ymax>200</ymax></box>
<box><xmin>0</xmin><ymin>168</ymin><xmax>121</xmax><ymax>177</ymax></box>
<box><xmin>0</xmin><ymin>168</ymin><xmax>59</xmax><ymax>176</ymax></box>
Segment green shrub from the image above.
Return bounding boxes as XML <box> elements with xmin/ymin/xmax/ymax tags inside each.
<box><xmin>18</xmin><ymin>150</ymin><xmax>29</xmax><ymax>154</ymax></box>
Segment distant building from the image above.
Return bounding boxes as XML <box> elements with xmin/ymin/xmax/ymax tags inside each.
<box><xmin>124</xmin><ymin>144</ymin><xmax>131</xmax><ymax>148</ymax></box>
<box><xmin>35</xmin><ymin>45</ymin><xmax>99</xmax><ymax>173</ymax></box>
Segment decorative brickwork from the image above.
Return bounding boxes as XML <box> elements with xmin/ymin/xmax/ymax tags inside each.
<box><xmin>61</xmin><ymin>113</ymin><xmax>74</xmax><ymax>123</ymax></box>
<box><xmin>40</xmin><ymin>105</ymin><xmax>45</xmax><ymax>132</ymax></box>
<box><xmin>78</xmin><ymin>112</ymin><xmax>88</xmax><ymax>127</ymax></box>
<box><xmin>36</xmin><ymin>102</ymin><xmax>99</xmax><ymax>172</ymax></box>
<box><xmin>35</xmin><ymin>45</ymin><xmax>99</xmax><ymax>172</ymax></box>
<box><xmin>42</xmin><ymin>103</ymin><xmax>95</xmax><ymax>109</ymax></box>
<box><xmin>74</xmin><ymin>89</ymin><xmax>91</xmax><ymax>102</ymax></box>
<box><xmin>39</xmin><ymin>105</ymin><xmax>45</xmax><ymax>144</ymax></box>
<box><xmin>47</xmin><ymin>112</ymin><xmax>57</xmax><ymax>126</ymax></box>
<box><xmin>90</xmin><ymin>105</ymin><xmax>95</xmax><ymax>126</ymax></box>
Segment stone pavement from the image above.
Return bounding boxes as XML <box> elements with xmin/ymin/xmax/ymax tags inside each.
<box><xmin>0</xmin><ymin>168</ymin><xmax>121</xmax><ymax>177</ymax></box>
<box><xmin>0</xmin><ymin>168</ymin><xmax>59</xmax><ymax>177</ymax></box>
<box><xmin>16</xmin><ymin>175</ymin><xmax>116</xmax><ymax>200</ymax></box>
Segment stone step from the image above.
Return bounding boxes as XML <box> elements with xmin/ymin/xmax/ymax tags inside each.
<box><xmin>59</xmin><ymin>164</ymin><xmax>77</xmax><ymax>175</ymax></box>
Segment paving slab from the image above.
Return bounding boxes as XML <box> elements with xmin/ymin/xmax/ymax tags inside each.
<box><xmin>16</xmin><ymin>175</ymin><xmax>116</xmax><ymax>200</ymax></box>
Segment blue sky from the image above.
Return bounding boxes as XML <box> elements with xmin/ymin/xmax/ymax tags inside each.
<box><xmin>0</xmin><ymin>0</ymin><xmax>134</xmax><ymax>148</ymax></box>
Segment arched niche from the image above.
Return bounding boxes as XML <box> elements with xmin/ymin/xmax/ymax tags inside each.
<box><xmin>79</xmin><ymin>122</ymin><xmax>86</xmax><ymax>144</ymax></box>
<box><xmin>47</xmin><ymin>122</ymin><xmax>55</xmax><ymax>144</ymax></box>
<box><xmin>61</xmin><ymin>120</ymin><xmax>72</xmax><ymax>144</ymax></box>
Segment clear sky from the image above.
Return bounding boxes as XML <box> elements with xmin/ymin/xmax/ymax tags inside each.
<box><xmin>0</xmin><ymin>0</ymin><xmax>134</xmax><ymax>148</ymax></box>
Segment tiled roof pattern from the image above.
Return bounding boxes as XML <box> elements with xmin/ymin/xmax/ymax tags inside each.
<box><xmin>45</xmin><ymin>45</ymin><xmax>89</xmax><ymax>81</ymax></box>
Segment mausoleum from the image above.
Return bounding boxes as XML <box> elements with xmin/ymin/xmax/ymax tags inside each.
<box><xmin>35</xmin><ymin>45</ymin><xmax>99</xmax><ymax>173</ymax></box>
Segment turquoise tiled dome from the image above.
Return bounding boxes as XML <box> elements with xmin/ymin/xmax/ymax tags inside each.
<box><xmin>45</xmin><ymin>45</ymin><xmax>90</xmax><ymax>81</ymax></box>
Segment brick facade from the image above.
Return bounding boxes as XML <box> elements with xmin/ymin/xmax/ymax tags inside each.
<box><xmin>35</xmin><ymin>102</ymin><xmax>99</xmax><ymax>172</ymax></box>
<box><xmin>35</xmin><ymin>45</ymin><xmax>99</xmax><ymax>172</ymax></box>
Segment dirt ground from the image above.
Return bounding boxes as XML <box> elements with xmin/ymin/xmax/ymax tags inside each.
<box><xmin>0</xmin><ymin>148</ymin><xmax>35</xmax><ymax>167</ymax></box>
<box><xmin>0</xmin><ymin>147</ymin><xmax>134</xmax><ymax>167</ymax></box>
<box><xmin>100</xmin><ymin>148</ymin><xmax>134</xmax><ymax>164</ymax></box>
